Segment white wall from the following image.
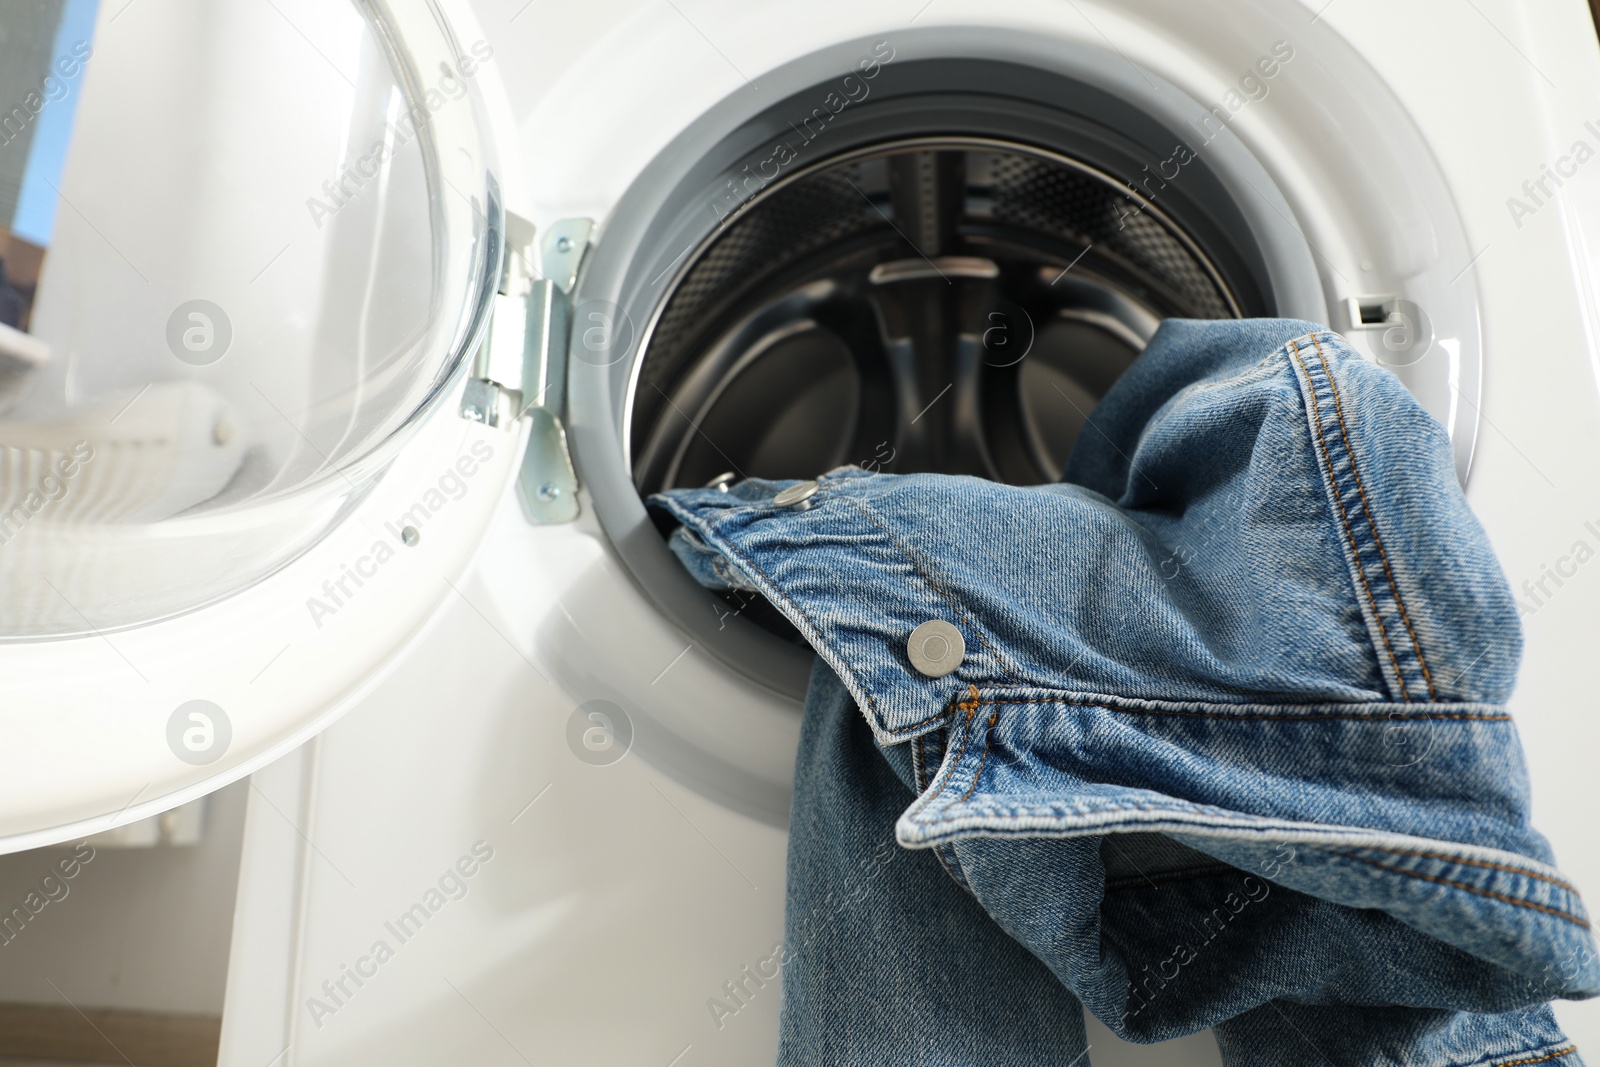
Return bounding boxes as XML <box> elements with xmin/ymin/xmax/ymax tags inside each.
<box><xmin>0</xmin><ymin>779</ymin><xmax>247</xmax><ymax>1014</ymax></box>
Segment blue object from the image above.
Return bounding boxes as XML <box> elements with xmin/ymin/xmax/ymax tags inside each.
<box><xmin>652</xmin><ymin>319</ymin><xmax>1596</xmax><ymax>1066</ymax></box>
<box><xmin>11</xmin><ymin>0</ymin><xmax>100</xmax><ymax>246</ymax></box>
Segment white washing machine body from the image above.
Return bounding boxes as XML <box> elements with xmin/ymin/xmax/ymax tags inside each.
<box><xmin>0</xmin><ymin>0</ymin><xmax>1595</xmax><ymax>1064</ymax></box>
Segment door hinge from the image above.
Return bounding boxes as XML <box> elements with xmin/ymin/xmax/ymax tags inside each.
<box><xmin>459</xmin><ymin>213</ymin><xmax>594</xmax><ymax>524</ymax></box>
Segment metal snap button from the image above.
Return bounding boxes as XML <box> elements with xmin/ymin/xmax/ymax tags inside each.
<box><xmin>907</xmin><ymin>619</ymin><xmax>965</xmax><ymax>678</ymax></box>
<box><xmin>772</xmin><ymin>480</ymin><xmax>819</xmax><ymax>507</ymax></box>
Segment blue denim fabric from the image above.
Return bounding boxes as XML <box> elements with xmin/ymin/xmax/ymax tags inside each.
<box><xmin>651</xmin><ymin>320</ymin><xmax>1597</xmax><ymax>1066</ymax></box>
<box><xmin>780</xmin><ymin>656</ymin><xmax>1088</xmax><ymax>1065</ymax></box>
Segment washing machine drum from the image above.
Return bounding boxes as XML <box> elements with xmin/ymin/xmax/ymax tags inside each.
<box><xmin>0</xmin><ymin>0</ymin><xmax>502</xmax><ymax>637</ymax></box>
<box><xmin>629</xmin><ymin>139</ymin><xmax>1244</xmax><ymax>496</ymax></box>
<box><xmin>564</xmin><ymin>39</ymin><xmax>1321</xmax><ymax>686</ymax></box>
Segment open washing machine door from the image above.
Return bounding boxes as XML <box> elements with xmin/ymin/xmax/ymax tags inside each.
<box><xmin>0</xmin><ymin>0</ymin><xmax>539</xmax><ymax>852</ymax></box>
<box><xmin>0</xmin><ymin>0</ymin><xmax>1495</xmax><ymax>855</ymax></box>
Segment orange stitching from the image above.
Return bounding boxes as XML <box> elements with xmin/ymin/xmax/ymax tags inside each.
<box><xmin>1288</xmin><ymin>339</ymin><xmax>1411</xmax><ymax>701</ymax></box>
<box><xmin>1311</xmin><ymin>336</ymin><xmax>1438</xmax><ymax>699</ymax></box>
<box><xmin>947</xmin><ymin>695</ymin><xmax>1508</xmax><ymax>723</ymax></box>
<box><xmin>1358</xmin><ymin>847</ymin><xmax>1579</xmax><ymax>895</ymax></box>
<box><xmin>1336</xmin><ymin>853</ymin><xmax>1591</xmax><ymax>929</ymax></box>
<box><xmin>836</xmin><ymin>496</ymin><xmax>1023</xmax><ymax>682</ymax></box>
<box><xmin>957</xmin><ymin>708</ymin><xmax>1003</xmax><ymax>804</ymax></box>
<box><xmin>960</xmin><ymin>684</ymin><xmax>981</xmax><ymax>720</ymax></box>
<box><xmin>908</xmin><ymin>699</ymin><xmax>984</xmax><ymax>820</ymax></box>
<box><xmin>1484</xmin><ymin>1049</ymin><xmax>1574</xmax><ymax>1062</ymax></box>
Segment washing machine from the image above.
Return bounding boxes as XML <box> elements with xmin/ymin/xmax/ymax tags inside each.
<box><xmin>1</xmin><ymin>0</ymin><xmax>1597</xmax><ymax>1063</ymax></box>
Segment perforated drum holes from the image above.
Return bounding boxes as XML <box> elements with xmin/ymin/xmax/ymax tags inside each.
<box><xmin>630</xmin><ymin>139</ymin><xmax>1239</xmax><ymax>497</ymax></box>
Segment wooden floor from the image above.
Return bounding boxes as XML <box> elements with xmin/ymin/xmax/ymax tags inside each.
<box><xmin>0</xmin><ymin>1005</ymin><xmax>220</xmax><ymax>1067</ymax></box>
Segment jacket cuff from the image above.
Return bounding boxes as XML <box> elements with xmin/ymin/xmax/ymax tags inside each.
<box><xmin>650</xmin><ymin>468</ymin><xmax>1003</xmax><ymax>746</ymax></box>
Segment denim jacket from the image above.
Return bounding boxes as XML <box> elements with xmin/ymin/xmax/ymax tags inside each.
<box><xmin>651</xmin><ymin>320</ymin><xmax>1597</xmax><ymax>1066</ymax></box>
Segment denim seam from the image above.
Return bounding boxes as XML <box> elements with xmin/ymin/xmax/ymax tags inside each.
<box><xmin>1342</xmin><ymin>847</ymin><xmax>1580</xmax><ymax>894</ymax></box>
<box><xmin>878</xmin><ymin>712</ymin><xmax>957</xmax><ymax>738</ymax></box>
<box><xmin>948</xmin><ymin>695</ymin><xmax>1507</xmax><ymax>723</ymax></box>
<box><xmin>913</xmin><ymin>765</ymin><xmax>1583</xmax><ymax>921</ymax></box>
<box><xmin>933</xmin><ymin>842</ymin><xmax>970</xmax><ymax>891</ymax></box>
<box><xmin>903</xmin><ymin>686</ymin><xmax>987</xmax><ymax>823</ymax></box>
<box><xmin>682</xmin><ymin>493</ymin><xmax>1015</xmax><ymax>739</ymax></box>
<box><xmin>956</xmin><ymin>706</ymin><xmax>1003</xmax><ymax>804</ymax></box>
<box><xmin>693</xmin><ymin>524</ymin><xmax>891</xmax><ymax>728</ymax></box>
<box><xmin>919</xmin><ymin>733</ymin><xmax>974</xmax><ymax>891</ymax></box>
<box><xmin>1287</xmin><ymin>336</ymin><xmax>1415</xmax><ymax>702</ymax></box>
<box><xmin>921</xmin><ymin>796</ymin><xmax>1297</xmax><ymax>825</ymax></box>
<box><xmin>911</xmin><ymin>804</ymin><xmax>1590</xmax><ymax>926</ymax></box>
<box><xmin>909</xmin><ymin>800</ymin><xmax>1570</xmax><ymax>878</ymax></box>
<box><xmin>914</xmin><ymin>798</ymin><xmax>1504</xmax><ymax>849</ymax></box>
<box><xmin>1310</xmin><ymin>334</ymin><xmax>1438</xmax><ymax>699</ymax></box>
<box><xmin>661</xmin><ymin>494</ymin><xmax>959</xmax><ymax>739</ymax></box>
<box><xmin>1333</xmin><ymin>852</ymin><xmax>1590</xmax><ymax>929</ymax></box>
<box><xmin>917</xmin><ymin>793</ymin><xmax>1542</xmax><ymax>865</ymax></box>
<box><xmin>913</xmin><ymin>729</ymin><xmax>928</xmax><ymax>792</ymax></box>
<box><xmin>1473</xmin><ymin>1044</ymin><xmax>1580</xmax><ymax>1067</ymax></box>
<box><xmin>834</xmin><ymin>495</ymin><xmax>1024</xmax><ymax>682</ymax></box>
